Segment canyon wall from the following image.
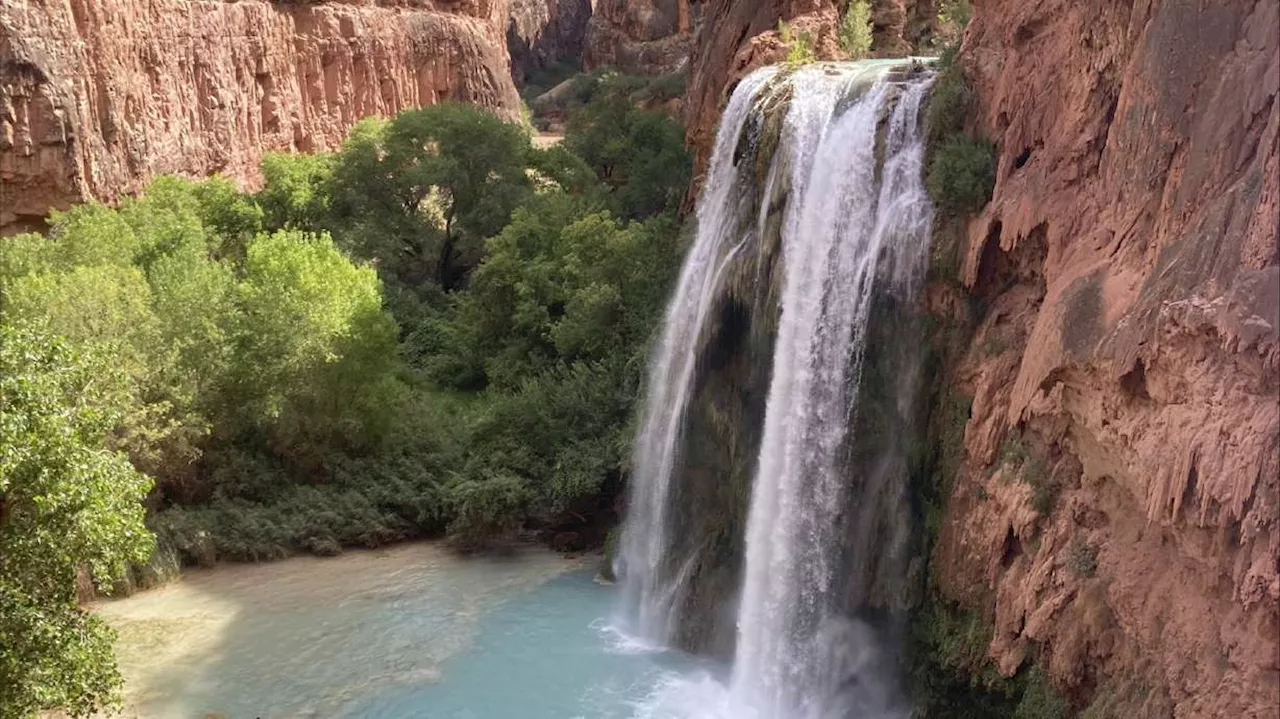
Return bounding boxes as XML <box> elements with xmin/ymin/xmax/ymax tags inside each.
<box><xmin>508</xmin><ymin>0</ymin><xmax>592</xmax><ymax>81</ymax></box>
<box><xmin>679</xmin><ymin>0</ymin><xmax>1278</xmax><ymax>716</ymax></box>
<box><xmin>583</xmin><ymin>0</ymin><xmax>694</xmax><ymax>75</ymax></box>
<box><xmin>935</xmin><ymin>0</ymin><xmax>1279</xmax><ymax>715</ymax></box>
<box><xmin>0</xmin><ymin>0</ymin><xmax>522</xmax><ymax>234</ymax></box>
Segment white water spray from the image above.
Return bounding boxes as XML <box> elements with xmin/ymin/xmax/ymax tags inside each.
<box><xmin>731</xmin><ymin>65</ymin><xmax>932</xmax><ymax>719</ymax></box>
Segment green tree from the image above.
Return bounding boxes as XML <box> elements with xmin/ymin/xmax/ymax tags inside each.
<box><xmin>257</xmin><ymin>151</ymin><xmax>335</xmax><ymax>232</ymax></box>
<box><xmin>233</xmin><ymin>230</ymin><xmax>403</xmax><ymax>467</ymax></box>
<box><xmin>429</xmin><ymin>194</ymin><xmax>677</xmax><ymax>391</ymax></box>
<box><xmin>0</xmin><ymin>324</ymin><xmax>155</xmax><ymax>718</ymax></box>
<box><xmin>564</xmin><ymin>82</ymin><xmax>691</xmax><ymax>220</ymax></box>
<box><xmin>329</xmin><ymin>104</ymin><xmax>534</xmax><ymax>291</ymax></box>
<box><xmin>839</xmin><ymin>1</ymin><xmax>874</xmax><ymax>59</ymax></box>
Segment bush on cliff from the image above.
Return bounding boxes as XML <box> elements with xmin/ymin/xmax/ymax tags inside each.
<box><xmin>927</xmin><ymin>135</ymin><xmax>996</xmax><ymax>214</ymax></box>
<box><xmin>778</xmin><ymin>20</ymin><xmax>819</xmax><ymax>65</ymax></box>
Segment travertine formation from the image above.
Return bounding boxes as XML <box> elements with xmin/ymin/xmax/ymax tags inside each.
<box><xmin>936</xmin><ymin>0</ymin><xmax>1279</xmax><ymax>715</ymax></box>
<box><xmin>682</xmin><ymin>0</ymin><xmax>1278</xmax><ymax>716</ymax></box>
<box><xmin>0</xmin><ymin>0</ymin><xmax>522</xmax><ymax>233</ymax></box>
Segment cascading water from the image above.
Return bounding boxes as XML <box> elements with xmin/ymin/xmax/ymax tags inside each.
<box><xmin>730</xmin><ymin>66</ymin><xmax>933</xmax><ymax>719</ymax></box>
<box><xmin>617</xmin><ymin>68</ymin><xmax>779</xmax><ymax>644</ymax></box>
<box><xmin>619</xmin><ymin>59</ymin><xmax>936</xmax><ymax>719</ymax></box>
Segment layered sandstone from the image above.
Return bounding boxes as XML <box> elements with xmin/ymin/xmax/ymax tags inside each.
<box><xmin>583</xmin><ymin>0</ymin><xmax>695</xmax><ymax>74</ymax></box>
<box><xmin>933</xmin><ymin>0</ymin><xmax>1279</xmax><ymax>715</ymax></box>
<box><xmin>0</xmin><ymin>0</ymin><xmax>522</xmax><ymax>233</ymax></box>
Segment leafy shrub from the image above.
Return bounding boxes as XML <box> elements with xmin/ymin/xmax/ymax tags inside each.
<box><xmin>446</xmin><ymin>475</ymin><xmax>530</xmax><ymax>549</ymax></box>
<box><xmin>778</xmin><ymin>21</ymin><xmax>818</xmax><ymax>65</ymax></box>
<box><xmin>839</xmin><ymin>1</ymin><xmax>874</xmax><ymax>59</ymax></box>
<box><xmin>927</xmin><ymin>135</ymin><xmax>996</xmax><ymax>214</ymax></box>
<box><xmin>925</xmin><ymin>46</ymin><xmax>973</xmax><ymax>152</ymax></box>
<box><xmin>0</xmin><ymin>325</ymin><xmax>155</xmax><ymax>718</ymax></box>
<box><xmin>1067</xmin><ymin>535</ymin><xmax>1098</xmax><ymax>578</ymax></box>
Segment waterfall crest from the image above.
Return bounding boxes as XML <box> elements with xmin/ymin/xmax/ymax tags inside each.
<box><xmin>620</xmin><ymin>60</ymin><xmax>936</xmax><ymax>719</ymax></box>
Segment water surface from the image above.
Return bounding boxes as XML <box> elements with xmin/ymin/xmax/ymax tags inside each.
<box><xmin>96</xmin><ymin>543</ymin><xmax>710</xmax><ymax>719</ymax></box>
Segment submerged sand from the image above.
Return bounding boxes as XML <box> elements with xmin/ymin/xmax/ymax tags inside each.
<box><xmin>93</xmin><ymin>543</ymin><xmax>582</xmax><ymax>718</ymax></box>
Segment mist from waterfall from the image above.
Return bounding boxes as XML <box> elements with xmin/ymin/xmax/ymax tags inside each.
<box><xmin>618</xmin><ymin>61</ymin><xmax>936</xmax><ymax>719</ymax></box>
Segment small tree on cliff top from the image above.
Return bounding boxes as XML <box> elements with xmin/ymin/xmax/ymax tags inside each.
<box><xmin>840</xmin><ymin>1</ymin><xmax>874</xmax><ymax>60</ymax></box>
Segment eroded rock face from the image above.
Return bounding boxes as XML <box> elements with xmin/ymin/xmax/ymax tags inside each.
<box><xmin>508</xmin><ymin>0</ymin><xmax>593</xmax><ymax>81</ymax></box>
<box><xmin>933</xmin><ymin>0</ymin><xmax>1279</xmax><ymax>715</ymax></box>
<box><xmin>0</xmin><ymin>0</ymin><xmax>522</xmax><ymax>233</ymax></box>
<box><xmin>583</xmin><ymin>0</ymin><xmax>697</xmax><ymax>74</ymax></box>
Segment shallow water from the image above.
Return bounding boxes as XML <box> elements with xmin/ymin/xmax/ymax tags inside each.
<box><xmin>95</xmin><ymin>543</ymin><xmax>714</xmax><ymax>719</ymax></box>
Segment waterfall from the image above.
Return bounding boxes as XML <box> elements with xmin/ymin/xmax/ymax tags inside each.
<box><xmin>730</xmin><ymin>65</ymin><xmax>932</xmax><ymax>719</ymax></box>
<box><xmin>617</xmin><ymin>67</ymin><xmax>780</xmax><ymax>644</ymax></box>
<box><xmin>621</xmin><ymin>60</ymin><xmax>935</xmax><ymax>719</ymax></box>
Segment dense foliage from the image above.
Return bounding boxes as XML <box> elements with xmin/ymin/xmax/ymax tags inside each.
<box><xmin>924</xmin><ymin>43</ymin><xmax>997</xmax><ymax>215</ymax></box>
<box><xmin>927</xmin><ymin>135</ymin><xmax>997</xmax><ymax>214</ymax></box>
<box><xmin>0</xmin><ymin>326</ymin><xmax>154</xmax><ymax>717</ymax></box>
<box><xmin>0</xmin><ymin>92</ymin><xmax>688</xmax><ymax>715</ymax></box>
<box><xmin>839</xmin><ymin>1</ymin><xmax>874</xmax><ymax>59</ymax></box>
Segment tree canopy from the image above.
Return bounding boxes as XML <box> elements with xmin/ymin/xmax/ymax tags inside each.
<box><xmin>0</xmin><ymin>92</ymin><xmax>691</xmax><ymax>717</ymax></box>
<box><xmin>0</xmin><ymin>325</ymin><xmax>154</xmax><ymax>718</ymax></box>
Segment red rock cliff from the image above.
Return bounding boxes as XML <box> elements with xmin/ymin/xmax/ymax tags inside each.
<box><xmin>584</xmin><ymin>0</ymin><xmax>696</xmax><ymax>74</ymax></box>
<box><xmin>936</xmin><ymin>0</ymin><xmax>1279</xmax><ymax>716</ymax></box>
<box><xmin>0</xmin><ymin>0</ymin><xmax>522</xmax><ymax>233</ymax></box>
<box><xmin>508</xmin><ymin>0</ymin><xmax>592</xmax><ymax>81</ymax></box>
